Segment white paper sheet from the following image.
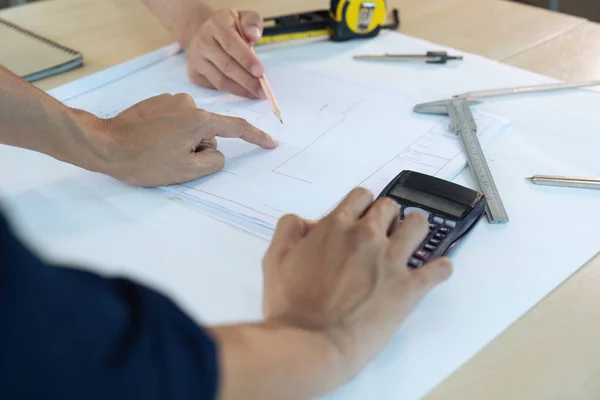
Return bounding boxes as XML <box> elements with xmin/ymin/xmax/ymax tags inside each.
<box><xmin>0</xmin><ymin>30</ymin><xmax>594</xmax><ymax>400</ymax></box>
<box><xmin>52</xmin><ymin>48</ymin><xmax>509</xmax><ymax>237</ymax></box>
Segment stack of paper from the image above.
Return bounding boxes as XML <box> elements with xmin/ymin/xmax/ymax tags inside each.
<box><xmin>51</xmin><ymin>40</ymin><xmax>509</xmax><ymax>239</ymax></box>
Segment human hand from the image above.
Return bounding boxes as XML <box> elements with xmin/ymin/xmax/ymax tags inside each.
<box><xmin>262</xmin><ymin>188</ymin><xmax>453</xmax><ymax>378</ymax></box>
<box><xmin>93</xmin><ymin>93</ymin><xmax>277</xmax><ymax>187</ymax></box>
<box><xmin>182</xmin><ymin>7</ymin><xmax>265</xmax><ymax>99</ymax></box>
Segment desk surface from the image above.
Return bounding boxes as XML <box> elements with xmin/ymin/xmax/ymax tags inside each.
<box><xmin>1</xmin><ymin>0</ymin><xmax>600</xmax><ymax>398</ymax></box>
<box><xmin>505</xmin><ymin>21</ymin><xmax>600</xmax><ymax>83</ymax></box>
<box><xmin>0</xmin><ymin>0</ymin><xmax>588</xmax><ymax>91</ymax></box>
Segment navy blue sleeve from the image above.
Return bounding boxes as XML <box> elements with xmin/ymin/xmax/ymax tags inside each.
<box><xmin>0</xmin><ymin>210</ymin><xmax>219</xmax><ymax>399</ymax></box>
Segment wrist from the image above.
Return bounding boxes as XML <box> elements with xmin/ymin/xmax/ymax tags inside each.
<box><xmin>268</xmin><ymin>316</ymin><xmax>361</xmax><ymax>381</ymax></box>
<box><xmin>177</xmin><ymin>2</ymin><xmax>217</xmax><ymax>50</ymax></box>
<box><xmin>209</xmin><ymin>320</ymin><xmax>352</xmax><ymax>400</ymax></box>
<box><xmin>64</xmin><ymin>108</ymin><xmax>115</xmax><ymax>175</ymax></box>
<box><xmin>140</xmin><ymin>0</ymin><xmax>217</xmax><ymax>50</ymax></box>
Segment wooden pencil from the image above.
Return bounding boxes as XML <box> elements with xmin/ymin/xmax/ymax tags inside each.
<box><xmin>232</xmin><ymin>9</ymin><xmax>283</xmax><ymax>123</ymax></box>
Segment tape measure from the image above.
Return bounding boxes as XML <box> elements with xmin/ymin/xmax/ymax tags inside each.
<box><xmin>257</xmin><ymin>0</ymin><xmax>400</xmax><ymax>45</ymax></box>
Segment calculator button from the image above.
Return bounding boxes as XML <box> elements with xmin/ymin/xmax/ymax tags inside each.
<box><xmin>414</xmin><ymin>250</ymin><xmax>430</xmax><ymax>260</ymax></box>
<box><xmin>429</xmin><ymin>238</ymin><xmax>440</xmax><ymax>246</ymax></box>
<box><xmin>403</xmin><ymin>207</ymin><xmax>429</xmax><ymax>219</ymax></box>
<box><xmin>434</xmin><ymin>233</ymin><xmax>445</xmax><ymax>240</ymax></box>
<box><xmin>433</xmin><ymin>216</ymin><xmax>444</xmax><ymax>224</ymax></box>
<box><xmin>445</xmin><ymin>220</ymin><xmax>457</xmax><ymax>228</ymax></box>
<box><xmin>424</xmin><ymin>244</ymin><xmax>436</xmax><ymax>252</ymax></box>
<box><xmin>429</xmin><ymin>224</ymin><xmax>436</xmax><ymax>230</ymax></box>
<box><xmin>408</xmin><ymin>258</ymin><xmax>423</xmax><ymax>268</ymax></box>
<box><xmin>439</xmin><ymin>227</ymin><xmax>451</xmax><ymax>234</ymax></box>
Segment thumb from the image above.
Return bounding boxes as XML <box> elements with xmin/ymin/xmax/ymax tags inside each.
<box><xmin>410</xmin><ymin>257</ymin><xmax>453</xmax><ymax>294</ymax></box>
<box><xmin>239</xmin><ymin>11</ymin><xmax>263</xmax><ymax>43</ymax></box>
<box><xmin>189</xmin><ymin>147</ymin><xmax>225</xmax><ymax>177</ymax></box>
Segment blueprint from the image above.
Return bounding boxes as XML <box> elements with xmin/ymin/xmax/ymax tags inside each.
<box><xmin>57</xmin><ymin>49</ymin><xmax>508</xmax><ymax>237</ymax></box>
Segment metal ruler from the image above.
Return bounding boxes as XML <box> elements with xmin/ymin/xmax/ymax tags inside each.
<box><xmin>414</xmin><ymin>98</ymin><xmax>509</xmax><ymax>223</ymax></box>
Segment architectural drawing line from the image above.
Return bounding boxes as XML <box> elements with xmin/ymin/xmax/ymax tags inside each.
<box><xmin>272</xmin><ymin>115</ymin><xmax>348</xmax><ymax>172</ymax></box>
<box><xmin>262</xmin><ymin>204</ymin><xmax>288</xmax><ymax>216</ymax></box>
<box><xmin>319</xmin><ymin>104</ymin><xmax>330</xmax><ymax>113</ymax></box>
<box><xmin>273</xmin><ymin>171</ymin><xmax>313</xmax><ymax>184</ymax></box>
<box><xmin>399</xmin><ymin>118</ymin><xmax>497</xmax><ymax>174</ymax></box>
<box><xmin>271</xmin><ymin>96</ymin><xmax>367</xmax><ymax>181</ymax></box>
<box><xmin>401</xmin><ymin>148</ymin><xmax>451</xmax><ymax>162</ymax></box>
<box><xmin>397</xmin><ymin>157</ymin><xmax>445</xmax><ymax>169</ymax></box>
<box><xmin>317</xmin><ymin>114</ymin><xmax>468</xmax><ymax>218</ymax></box>
<box><xmin>60</xmin><ymin>49</ymin><xmax>510</xmax><ymax>237</ymax></box>
<box><xmin>180</xmin><ymin>185</ymin><xmax>277</xmax><ymax>220</ymax></box>
<box><xmin>342</xmin><ymin>98</ymin><xmax>366</xmax><ymax>116</ymax></box>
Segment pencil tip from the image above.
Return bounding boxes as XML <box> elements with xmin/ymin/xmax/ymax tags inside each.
<box><xmin>280</xmin><ymin>119</ymin><xmax>283</xmax><ymax>124</ymax></box>
<box><xmin>525</xmin><ymin>177</ymin><xmax>533</xmax><ymax>182</ymax></box>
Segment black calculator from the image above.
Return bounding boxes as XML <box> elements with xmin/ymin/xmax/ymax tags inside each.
<box><xmin>377</xmin><ymin>170</ymin><xmax>487</xmax><ymax>268</ymax></box>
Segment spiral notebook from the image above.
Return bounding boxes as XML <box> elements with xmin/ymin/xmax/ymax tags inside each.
<box><xmin>0</xmin><ymin>18</ymin><xmax>83</xmax><ymax>82</ymax></box>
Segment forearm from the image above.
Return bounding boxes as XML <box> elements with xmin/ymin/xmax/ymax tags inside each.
<box><xmin>140</xmin><ymin>0</ymin><xmax>216</xmax><ymax>48</ymax></box>
<box><xmin>0</xmin><ymin>66</ymin><xmax>109</xmax><ymax>172</ymax></box>
<box><xmin>211</xmin><ymin>322</ymin><xmax>351</xmax><ymax>400</ymax></box>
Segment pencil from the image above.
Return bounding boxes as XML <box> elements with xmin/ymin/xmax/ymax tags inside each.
<box><xmin>454</xmin><ymin>80</ymin><xmax>600</xmax><ymax>100</ymax></box>
<box><xmin>231</xmin><ymin>9</ymin><xmax>283</xmax><ymax>123</ymax></box>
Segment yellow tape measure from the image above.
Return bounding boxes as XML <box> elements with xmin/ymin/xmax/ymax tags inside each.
<box><xmin>257</xmin><ymin>0</ymin><xmax>399</xmax><ymax>45</ymax></box>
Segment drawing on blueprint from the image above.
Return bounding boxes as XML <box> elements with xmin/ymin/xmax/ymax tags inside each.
<box><xmin>60</xmin><ymin>51</ymin><xmax>509</xmax><ymax>233</ymax></box>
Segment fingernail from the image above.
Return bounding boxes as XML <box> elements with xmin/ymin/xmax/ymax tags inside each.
<box><xmin>251</xmin><ymin>63</ymin><xmax>262</xmax><ymax>77</ymax></box>
<box><xmin>246</xmin><ymin>26</ymin><xmax>262</xmax><ymax>41</ymax></box>
<box><xmin>265</xmin><ymin>135</ymin><xmax>279</xmax><ymax>147</ymax></box>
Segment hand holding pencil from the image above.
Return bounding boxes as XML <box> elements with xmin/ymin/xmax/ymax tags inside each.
<box><xmin>231</xmin><ymin>9</ymin><xmax>283</xmax><ymax>123</ymax></box>
<box><xmin>177</xmin><ymin>8</ymin><xmax>266</xmax><ymax>99</ymax></box>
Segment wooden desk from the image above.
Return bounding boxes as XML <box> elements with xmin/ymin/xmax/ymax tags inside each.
<box><xmin>429</xmin><ymin>20</ymin><xmax>600</xmax><ymax>399</ymax></box>
<box><xmin>1</xmin><ymin>0</ymin><xmax>599</xmax><ymax>398</ymax></box>
<box><xmin>0</xmin><ymin>0</ymin><xmax>586</xmax><ymax>90</ymax></box>
<box><xmin>429</xmin><ymin>252</ymin><xmax>600</xmax><ymax>400</ymax></box>
<box><xmin>505</xmin><ymin>21</ymin><xmax>600</xmax><ymax>83</ymax></box>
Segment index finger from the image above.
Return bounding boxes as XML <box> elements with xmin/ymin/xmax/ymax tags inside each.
<box><xmin>203</xmin><ymin>112</ymin><xmax>278</xmax><ymax>149</ymax></box>
<box><xmin>388</xmin><ymin>213</ymin><xmax>429</xmax><ymax>263</ymax></box>
<box><xmin>329</xmin><ymin>187</ymin><xmax>375</xmax><ymax>221</ymax></box>
<box><xmin>362</xmin><ymin>197</ymin><xmax>400</xmax><ymax>235</ymax></box>
<box><xmin>215</xmin><ymin>12</ymin><xmax>263</xmax><ymax>77</ymax></box>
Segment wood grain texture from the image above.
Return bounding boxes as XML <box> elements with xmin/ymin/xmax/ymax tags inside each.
<box><xmin>0</xmin><ymin>0</ymin><xmax>174</xmax><ymax>89</ymax></box>
<box><xmin>505</xmin><ymin>22</ymin><xmax>600</xmax><ymax>84</ymax></box>
<box><xmin>428</xmin><ymin>20</ymin><xmax>600</xmax><ymax>400</ymax></box>
<box><xmin>1</xmin><ymin>0</ymin><xmax>600</xmax><ymax>399</ymax></box>
<box><xmin>0</xmin><ymin>0</ymin><xmax>586</xmax><ymax>90</ymax></box>
<box><xmin>390</xmin><ymin>0</ymin><xmax>585</xmax><ymax>60</ymax></box>
<box><xmin>427</xmin><ymin>252</ymin><xmax>600</xmax><ymax>400</ymax></box>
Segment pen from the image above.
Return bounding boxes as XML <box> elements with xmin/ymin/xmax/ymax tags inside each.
<box><xmin>353</xmin><ymin>51</ymin><xmax>463</xmax><ymax>64</ymax></box>
<box><xmin>232</xmin><ymin>9</ymin><xmax>283</xmax><ymax>123</ymax></box>
<box><xmin>525</xmin><ymin>175</ymin><xmax>600</xmax><ymax>190</ymax></box>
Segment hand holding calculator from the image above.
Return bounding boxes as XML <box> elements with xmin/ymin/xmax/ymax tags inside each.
<box><xmin>378</xmin><ymin>170</ymin><xmax>487</xmax><ymax>268</ymax></box>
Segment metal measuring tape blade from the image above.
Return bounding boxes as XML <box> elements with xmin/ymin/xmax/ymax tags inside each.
<box><xmin>413</xmin><ymin>98</ymin><xmax>509</xmax><ymax>223</ymax></box>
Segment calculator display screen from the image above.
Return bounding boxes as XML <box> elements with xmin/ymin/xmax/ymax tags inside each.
<box><xmin>390</xmin><ymin>185</ymin><xmax>468</xmax><ymax>218</ymax></box>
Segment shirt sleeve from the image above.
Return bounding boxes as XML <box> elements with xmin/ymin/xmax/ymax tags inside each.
<box><xmin>0</xmin><ymin>211</ymin><xmax>219</xmax><ymax>400</ymax></box>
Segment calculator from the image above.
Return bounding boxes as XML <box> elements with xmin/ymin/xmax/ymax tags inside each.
<box><xmin>377</xmin><ymin>170</ymin><xmax>487</xmax><ymax>268</ymax></box>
